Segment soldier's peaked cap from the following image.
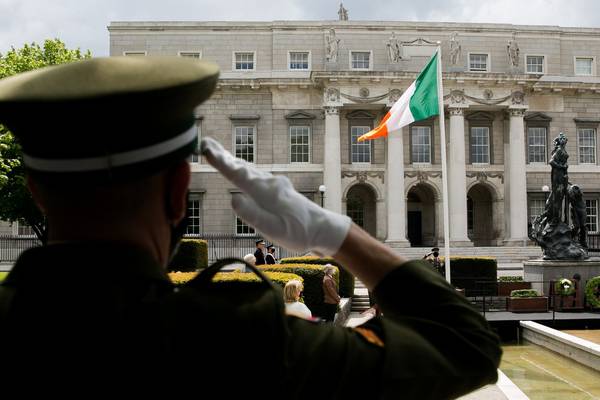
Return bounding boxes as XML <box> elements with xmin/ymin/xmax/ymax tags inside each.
<box><xmin>0</xmin><ymin>56</ymin><xmax>219</xmax><ymax>183</ymax></box>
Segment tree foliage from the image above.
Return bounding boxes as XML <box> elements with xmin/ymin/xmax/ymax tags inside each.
<box><xmin>0</xmin><ymin>39</ymin><xmax>91</xmax><ymax>241</ymax></box>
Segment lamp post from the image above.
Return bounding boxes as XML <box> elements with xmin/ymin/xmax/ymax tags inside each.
<box><xmin>318</xmin><ymin>185</ymin><xmax>326</xmax><ymax>208</ymax></box>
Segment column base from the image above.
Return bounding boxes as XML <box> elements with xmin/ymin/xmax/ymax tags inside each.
<box><xmin>385</xmin><ymin>239</ymin><xmax>411</xmax><ymax>248</ymax></box>
<box><xmin>450</xmin><ymin>240</ymin><xmax>474</xmax><ymax>247</ymax></box>
<box><xmin>504</xmin><ymin>238</ymin><xmax>529</xmax><ymax>247</ymax></box>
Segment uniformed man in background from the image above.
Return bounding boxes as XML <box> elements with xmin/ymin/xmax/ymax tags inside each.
<box><xmin>0</xmin><ymin>56</ymin><xmax>501</xmax><ymax>398</ymax></box>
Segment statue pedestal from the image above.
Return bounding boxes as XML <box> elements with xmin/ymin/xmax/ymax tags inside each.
<box><xmin>524</xmin><ymin>259</ymin><xmax>600</xmax><ymax>295</ymax></box>
<box><xmin>325</xmin><ymin>62</ymin><xmax>340</xmax><ymax>71</ymax></box>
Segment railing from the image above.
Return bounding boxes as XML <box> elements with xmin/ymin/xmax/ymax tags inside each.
<box><xmin>0</xmin><ymin>235</ymin><xmax>42</xmax><ymax>262</ymax></box>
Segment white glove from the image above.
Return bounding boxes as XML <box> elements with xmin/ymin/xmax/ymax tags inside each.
<box><xmin>200</xmin><ymin>137</ymin><xmax>352</xmax><ymax>256</ymax></box>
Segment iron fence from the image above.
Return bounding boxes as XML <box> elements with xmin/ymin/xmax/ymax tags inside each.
<box><xmin>0</xmin><ymin>235</ymin><xmax>42</xmax><ymax>262</ymax></box>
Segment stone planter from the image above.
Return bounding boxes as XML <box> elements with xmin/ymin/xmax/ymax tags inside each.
<box><xmin>498</xmin><ymin>281</ymin><xmax>532</xmax><ymax>296</ymax></box>
<box><xmin>507</xmin><ymin>297</ymin><xmax>549</xmax><ymax>313</ymax></box>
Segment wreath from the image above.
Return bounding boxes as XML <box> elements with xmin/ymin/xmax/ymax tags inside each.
<box><xmin>585</xmin><ymin>276</ymin><xmax>600</xmax><ymax>309</ymax></box>
<box><xmin>554</xmin><ymin>278</ymin><xmax>575</xmax><ymax>296</ymax></box>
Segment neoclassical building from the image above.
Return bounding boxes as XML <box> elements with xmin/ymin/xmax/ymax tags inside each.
<box><xmin>105</xmin><ymin>19</ymin><xmax>600</xmax><ymax>248</ymax></box>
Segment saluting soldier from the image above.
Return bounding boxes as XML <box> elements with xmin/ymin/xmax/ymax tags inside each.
<box><xmin>0</xmin><ymin>56</ymin><xmax>501</xmax><ymax>398</ymax></box>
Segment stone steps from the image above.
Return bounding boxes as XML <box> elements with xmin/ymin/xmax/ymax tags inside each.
<box><xmin>387</xmin><ymin>246</ymin><xmax>543</xmax><ymax>264</ymax></box>
<box><xmin>352</xmin><ymin>278</ymin><xmax>371</xmax><ymax>313</ymax></box>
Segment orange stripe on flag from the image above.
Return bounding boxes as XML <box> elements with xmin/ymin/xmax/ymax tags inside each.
<box><xmin>357</xmin><ymin>112</ymin><xmax>390</xmax><ymax>142</ymax></box>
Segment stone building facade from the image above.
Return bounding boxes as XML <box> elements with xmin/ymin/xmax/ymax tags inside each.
<box><xmin>104</xmin><ymin>20</ymin><xmax>600</xmax><ymax>248</ymax></box>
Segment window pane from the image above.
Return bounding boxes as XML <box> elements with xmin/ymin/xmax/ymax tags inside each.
<box><xmin>235</xmin><ymin>126</ymin><xmax>255</xmax><ymax>162</ymax></box>
<box><xmin>527</xmin><ymin>127</ymin><xmax>546</xmax><ymax>163</ymax></box>
<box><xmin>469</xmin><ymin>54</ymin><xmax>488</xmax><ymax>71</ymax></box>
<box><xmin>529</xmin><ymin>199</ymin><xmax>546</xmax><ymax>224</ymax></box>
<box><xmin>351</xmin><ymin>126</ymin><xmax>371</xmax><ymax>163</ymax></box>
<box><xmin>186</xmin><ymin>199</ymin><xmax>201</xmax><ymax>235</ymax></box>
<box><xmin>236</xmin><ymin>216</ymin><xmax>255</xmax><ymax>235</ymax></box>
<box><xmin>351</xmin><ymin>52</ymin><xmax>370</xmax><ymax>69</ymax></box>
<box><xmin>578</xmin><ymin>128</ymin><xmax>596</xmax><ymax>164</ymax></box>
<box><xmin>289</xmin><ymin>52</ymin><xmax>309</xmax><ymax>70</ymax></box>
<box><xmin>290</xmin><ymin>125</ymin><xmax>310</xmax><ymax>163</ymax></box>
<box><xmin>235</xmin><ymin>52</ymin><xmax>254</xmax><ymax>70</ymax></box>
<box><xmin>526</xmin><ymin>56</ymin><xmax>544</xmax><ymax>73</ymax></box>
<box><xmin>576</xmin><ymin>58</ymin><xmax>593</xmax><ymax>75</ymax></box>
<box><xmin>346</xmin><ymin>196</ymin><xmax>365</xmax><ymax>228</ymax></box>
<box><xmin>411</xmin><ymin>126</ymin><xmax>431</xmax><ymax>163</ymax></box>
<box><xmin>586</xmin><ymin>199</ymin><xmax>598</xmax><ymax>233</ymax></box>
<box><xmin>471</xmin><ymin>127</ymin><xmax>490</xmax><ymax>163</ymax></box>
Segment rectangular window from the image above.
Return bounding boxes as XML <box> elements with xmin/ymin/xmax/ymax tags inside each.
<box><xmin>575</xmin><ymin>57</ymin><xmax>593</xmax><ymax>76</ymax></box>
<box><xmin>290</xmin><ymin>125</ymin><xmax>310</xmax><ymax>163</ymax></box>
<box><xmin>528</xmin><ymin>127</ymin><xmax>547</xmax><ymax>163</ymax></box>
<box><xmin>351</xmin><ymin>51</ymin><xmax>371</xmax><ymax>70</ymax></box>
<box><xmin>529</xmin><ymin>199</ymin><xmax>546</xmax><ymax>225</ymax></box>
<box><xmin>469</xmin><ymin>54</ymin><xmax>488</xmax><ymax>72</ymax></box>
<box><xmin>179</xmin><ymin>52</ymin><xmax>201</xmax><ymax>59</ymax></box>
<box><xmin>471</xmin><ymin>127</ymin><xmax>490</xmax><ymax>163</ymax></box>
<box><xmin>578</xmin><ymin>128</ymin><xmax>596</xmax><ymax>164</ymax></box>
<box><xmin>351</xmin><ymin>126</ymin><xmax>371</xmax><ymax>163</ymax></box>
<box><xmin>411</xmin><ymin>126</ymin><xmax>432</xmax><ymax>163</ymax></box>
<box><xmin>586</xmin><ymin>199</ymin><xmax>598</xmax><ymax>233</ymax></box>
<box><xmin>236</xmin><ymin>216</ymin><xmax>255</xmax><ymax>235</ymax></box>
<box><xmin>234</xmin><ymin>52</ymin><xmax>255</xmax><ymax>70</ymax></box>
<box><xmin>186</xmin><ymin>197</ymin><xmax>202</xmax><ymax>235</ymax></box>
<box><xmin>123</xmin><ymin>51</ymin><xmax>146</xmax><ymax>57</ymax></box>
<box><xmin>526</xmin><ymin>55</ymin><xmax>544</xmax><ymax>74</ymax></box>
<box><xmin>190</xmin><ymin>123</ymin><xmax>201</xmax><ymax>163</ymax></box>
<box><xmin>234</xmin><ymin>126</ymin><xmax>255</xmax><ymax>162</ymax></box>
<box><xmin>289</xmin><ymin>52</ymin><xmax>309</xmax><ymax>70</ymax></box>
<box><xmin>16</xmin><ymin>222</ymin><xmax>34</xmax><ymax>236</ymax></box>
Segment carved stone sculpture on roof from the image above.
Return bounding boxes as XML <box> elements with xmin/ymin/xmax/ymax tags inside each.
<box><xmin>386</xmin><ymin>32</ymin><xmax>403</xmax><ymax>63</ymax></box>
<box><xmin>507</xmin><ymin>32</ymin><xmax>520</xmax><ymax>68</ymax></box>
<box><xmin>449</xmin><ymin>32</ymin><xmax>461</xmax><ymax>65</ymax></box>
<box><xmin>325</xmin><ymin>29</ymin><xmax>341</xmax><ymax>62</ymax></box>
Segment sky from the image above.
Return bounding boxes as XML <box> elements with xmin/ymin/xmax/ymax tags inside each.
<box><xmin>1</xmin><ymin>0</ymin><xmax>600</xmax><ymax>56</ymax></box>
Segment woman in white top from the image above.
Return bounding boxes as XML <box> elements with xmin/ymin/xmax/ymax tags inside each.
<box><xmin>283</xmin><ymin>280</ymin><xmax>312</xmax><ymax>319</ymax></box>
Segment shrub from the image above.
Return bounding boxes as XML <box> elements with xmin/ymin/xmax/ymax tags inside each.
<box><xmin>510</xmin><ymin>289</ymin><xmax>540</xmax><ymax>298</ymax></box>
<box><xmin>260</xmin><ymin>263</ymin><xmax>338</xmax><ymax>318</ymax></box>
<box><xmin>439</xmin><ymin>256</ymin><xmax>498</xmax><ymax>296</ymax></box>
<box><xmin>498</xmin><ymin>276</ymin><xmax>524</xmax><ymax>282</ymax></box>
<box><xmin>280</xmin><ymin>256</ymin><xmax>354</xmax><ymax>298</ymax></box>
<box><xmin>585</xmin><ymin>276</ymin><xmax>600</xmax><ymax>309</ymax></box>
<box><xmin>168</xmin><ymin>270</ymin><xmax>302</xmax><ymax>290</ymax></box>
<box><xmin>554</xmin><ymin>278</ymin><xmax>576</xmax><ymax>296</ymax></box>
<box><xmin>168</xmin><ymin>239</ymin><xmax>208</xmax><ymax>272</ymax></box>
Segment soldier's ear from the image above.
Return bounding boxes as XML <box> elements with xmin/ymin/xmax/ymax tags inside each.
<box><xmin>164</xmin><ymin>161</ymin><xmax>190</xmax><ymax>224</ymax></box>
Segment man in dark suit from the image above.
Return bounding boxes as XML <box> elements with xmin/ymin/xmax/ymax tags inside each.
<box><xmin>0</xmin><ymin>56</ymin><xmax>501</xmax><ymax>398</ymax></box>
<box><xmin>254</xmin><ymin>239</ymin><xmax>266</xmax><ymax>265</ymax></box>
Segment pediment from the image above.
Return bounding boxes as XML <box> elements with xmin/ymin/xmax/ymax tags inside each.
<box><xmin>284</xmin><ymin>111</ymin><xmax>316</xmax><ymax>120</ymax></box>
<box><xmin>346</xmin><ymin>110</ymin><xmax>376</xmax><ymax>120</ymax></box>
<box><xmin>466</xmin><ymin>111</ymin><xmax>494</xmax><ymax>121</ymax></box>
<box><xmin>524</xmin><ymin>112</ymin><xmax>552</xmax><ymax>122</ymax></box>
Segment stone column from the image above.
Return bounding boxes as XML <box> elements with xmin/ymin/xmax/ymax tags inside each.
<box><xmin>324</xmin><ymin>106</ymin><xmax>342</xmax><ymax>214</ymax></box>
<box><xmin>385</xmin><ymin>127</ymin><xmax>410</xmax><ymax>247</ymax></box>
<box><xmin>506</xmin><ymin>107</ymin><xmax>529</xmax><ymax>245</ymax></box>
<box><xmin>448</xmin><ymin>107</ymin><xmax>472</xmax><ymax>246</ymax></box>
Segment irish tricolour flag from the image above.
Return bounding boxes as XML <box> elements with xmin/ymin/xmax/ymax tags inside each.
<box><xmin>358</xmin><ymin>51</ymin><xmax>440</xmax><ymax>142</ymax></box>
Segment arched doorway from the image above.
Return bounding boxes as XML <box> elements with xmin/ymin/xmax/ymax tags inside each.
<box><xmin>346</xmin><ymin>184</ymin><xmax>377</xmax><ymax>237</ymax></box>
<box><xmin>406</xmin><ymin>183</ymin><xmax>436</xmax><ymax>247</ymax></box>
<box><xmin>467</xmin><ymin>183</ymin><xmax>495</xmax><ymax>246</ymax></box>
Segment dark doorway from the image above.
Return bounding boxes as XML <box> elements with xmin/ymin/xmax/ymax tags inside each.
<box><xmin>407</xmin><ymin>211</ymin><xmax>422</xmax><ymax>246</ymax></box>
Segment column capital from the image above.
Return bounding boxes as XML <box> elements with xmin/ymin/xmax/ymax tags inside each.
<box><xmin>324</xmin><ymin>106</ymin><xmax>340</xmax><ymax>115</ymax></box>
<box><xmin>508</xmin><ymin>108</ymin><xmax>526</xmax><ymax>118</ymax></box>
<box><xmin>448</xmin><ymin>107</ymin><xmax>465</xmax><ymax>116</ymax></box>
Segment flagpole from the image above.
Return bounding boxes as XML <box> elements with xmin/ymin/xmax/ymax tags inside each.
<box><xmin>436</xmin><ymin>43</ymin><xmax>452</xmax><ymax>283</ymax></box>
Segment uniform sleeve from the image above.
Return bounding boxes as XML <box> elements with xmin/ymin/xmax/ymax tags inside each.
<box><xmin>283</xmin><ymin>260</ymin><xmax>501</xmax><ymax>400</ymax></box>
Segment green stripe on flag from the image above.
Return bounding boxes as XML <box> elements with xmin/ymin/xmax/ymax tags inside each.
<box><xmin>409</xmin><ymin>52</ymin><xmax>439</xmax><ymax>121</ymax></box>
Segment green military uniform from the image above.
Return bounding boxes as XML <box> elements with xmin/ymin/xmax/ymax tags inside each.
<box><xmin>0</xmin><ymin>57</ymin><xmax>500</xmax><ymax>398</ymax></box>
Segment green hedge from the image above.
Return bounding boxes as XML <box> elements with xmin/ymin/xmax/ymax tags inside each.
<box><xmin>169</xmin><ymin>270</ymin><xmax>302</xmax><ymax>291</ymax></box>
<box><xmin>439</xmin><ymin>256</ymin><xmax>498</xmax><ymax>296</ymax></box>
<box><xmin>510</xmin><ymin>289</ymin><xmax>540</xmax><ymax>298</ymax></box>
<box><xmin>554</xmin><ymin>278</ymin><xmax>576</xmax><ymax>296</ymax></box>
<box><xmin>498</xmin><ymin>276</ymin><xmax>524</xmax><ymax>282</ymax></box>
<box><xmin>260</xmin><ymin>263</ymin><xmax>338</xmax><ymax>319</ymax></box>
<box><xmin>280</xmin><ymin>256</ymin><xmax>354</xmax><ymax>298</ymax></box>
<box><xmin>585</xmin><ymin>276</ymin><xmax>600</xmax><ymax>309</ymax></box>
<box><xmin>168</xmin><ymin>239</ymin><xmax>208</xmax><ymax>272</ymax></box>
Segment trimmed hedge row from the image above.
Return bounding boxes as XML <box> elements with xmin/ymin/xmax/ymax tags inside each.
<box><xmin>168</xmin><ymin>239</ymin><xmax>209</xmax><ymax>272</ymax></box>
<box><xmin>438</xmin><ymin>256</ymin><xmax>498</xmax><ymax>296</ymax></box>
<box><xmin>259</xmin><ymin>263</ymin><xmax>338</xmax><ymax>319</ymax></box>
<box><xmin>586</xmin><ymin>276</ymin><xmax>600</xmax><ymax>309</ymax></box>
<box><xmin>168</xmin><ymin>271</ymin><xmax>303</xmax><ymax>290</ymax></box>
<box><xmin>280</xmin><ymin>256</ymin><xmax>354</xmax><ymax>298</ymax></box>
<box><xmin>510</xmin><ymin>289</ymin><xmax>540</xmax><ymax>298</ymax></box>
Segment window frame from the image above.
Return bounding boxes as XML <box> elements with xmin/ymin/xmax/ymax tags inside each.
<box><xmin>178</xmin><ymin>51</ymin><xmax>202</xmax><ymax>59</ymax></box>
<box><xmin>185</xmin><ymin>193</ymin><xmax>203</xmax><ymax>236</ymax></box>
<box><xmin>525</xmin><ymin>54</ymin><xmax>546</xmax><ymax>74</ymax></box>
<box><xmin>468</xmin><ymin>52</ymin><xmax>490</xmax><ymax>72</ymax></box>
<box><xmin>349</xmin><ymin>50</ymin><xmax>373</xmax><ymax>71</ymax></box>
<box><xmin>526</xmin><ymin>126</ymin><xmax>548</xmax><ymax>164</ymax></box>
<box><xmin>289</xmin><ymin>125</ymin><xmax>311</xmax><ymax>164</ymax></box>
<box><xmin>577</xmin><ymin>126</ymin><xmax>597</xmax><ymax>165</ymax></box>
<box><xmin>287</xmin><ymin>51</ymin><xmax>311</xmax><ymax>71</ymax></box>
<box><xmin>235</xmin><ymin>215</ymin><xmax>256</xmax><ymax>236</ymax></box>
<box><xmin>232</xmin><ymin>124</ymin><xmax>257</xmax><ymax>163</ymax></box>
<box><xmin>122</xmin><ymin>51</ymin><xmax>147</xmax><ymax>57</ymax></box>
<box><xmin>467</xmin><ymin>113</ymin><xmax>494</xmax><ymax>165</ymax></box>
<box><xmin>350</xmin><ymin>125</ymin><xmax>372</xmax><ymax>164</ymax></box>
<box><xmin>586</xmin><ymin>198</ymin><xmax>599</xmax><ymax>234</ymax></box>
<box><xmin>409</xmin><ymin>120</ymin><xmax>434</xmax><ymax>164</ymax></box>
<box><xmin>574</xmin><ymin>56</ymin><xmax>595</xmax><ymax>76</ymax></box>
<box><xmin>232</xmin><ymin>51</ymin><xmax>257</xmax><ymax>71</ymax></box>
